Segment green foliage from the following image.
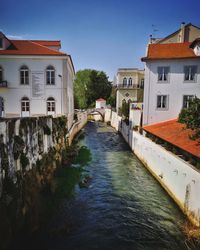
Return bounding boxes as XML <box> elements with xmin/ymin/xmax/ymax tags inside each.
<box><xmin>178</xmin><ymin>97</ymin><xmax>200</xmax><ymax>139</ymax></box>
<box><xmin>13</xmin><ymin>136</ymin><xmax>25</xmax><ymax>160</ymax></box>
<box><xmin>121</xmin><ymin>101</ymin><xmax>129</xmax><ymax>120</ymax></box>
<box><xmin>73</xmin><ymin>146</ymin><xmax>92</xmax><ymax>166</ymax></box>
<box><xmin>74</xmin><ymin>69</ymin><xmax>112</xmax><ymax>109</ymax></box>
<box><xmin>20</xmin><ymin>153</ymin><xmax>29</xmax><ymax>170</ymax></box>
<box><xmin>43</xmin><ymin>124</ymin><xmax>51</xmax><ymax>135</ymax></box>
<box><xmin>107</xmin><ymin>87</ymin><xmax>117</xmax><ymax>107</ymax></box>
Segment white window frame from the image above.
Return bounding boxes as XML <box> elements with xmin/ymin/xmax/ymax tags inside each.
<box><xmin>183</xmin><ymin>95</ymin><xmax>195</xmax><ymax>109</ymax></box>
<box><xmin>156</xmin><ymin>95</ymin><xmax>168</xmax><ymax>110</ymax></box>
<box><xmin>128</xmin><ymin>77</ymin><xmax>132</xmax><ymax>86</ymax></box>
<box><xmin>184</xmin><ymin>65</ymin><xmax>197</xmax><ymax>82</ymax></box>
<box><xmin>20</xmin><ymin>66</ymin><xmax>29</xmax><ymax>85</ymax></box>
<box><xmin>157</xmin><ymin>66</ymin><xmax>170</xmax><ymax>82</ymax></box>
<box><xmin>47</xmin><ymin>97</ymin><xmax>56</xmax><ymax>115</ymax></box>
<box><xmin>46</xmin><ymin>66</ymin><xmax>55</xmax><ymax>85</ymax></box>
<box><xmin>123</xmin><ymin>77</ymin><xmax>127</xmax><ymax>86</ymax></box>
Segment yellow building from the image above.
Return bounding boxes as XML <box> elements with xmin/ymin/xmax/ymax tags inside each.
<box><xmin>114</xmin><ymin>68</ymin><xmax>144</xmax><ymax>114</ymax></box>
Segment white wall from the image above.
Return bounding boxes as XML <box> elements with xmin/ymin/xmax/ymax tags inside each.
<box><xmin>143</xmin><ymin>59</ymin><xmax>200</xmax><ymax>125</ymax></box>
<box><xmin>0</xmin><ymin>56</ymin><xmax>74</xmax><ymax>128</ymax></box>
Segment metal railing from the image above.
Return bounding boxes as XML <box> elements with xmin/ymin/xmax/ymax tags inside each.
<box><xmin>0</xmin><ymin>81</ymin><xmax>7</xmax><ymax>88</ymax></box>
<box><xmin>116</xmin><ymin>84</ymin><xmax>144</xmax><ymax>89</ymax></box>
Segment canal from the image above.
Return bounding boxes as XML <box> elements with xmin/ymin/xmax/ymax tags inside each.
<box><xmin>21</xmin><ymin>121</ymin><xmax>188</xmax><ymax>249</ymax></box>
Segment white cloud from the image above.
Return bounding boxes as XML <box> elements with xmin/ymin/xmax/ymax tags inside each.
<box><xmin>6</xmin><ymin>34</ymin><xmax>24</xmax><ymax>40</ymax></box>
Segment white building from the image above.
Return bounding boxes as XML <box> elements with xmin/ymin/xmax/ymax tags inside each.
<box><xmin>95</xmin><ymin>98</ymin><xmax>106</xmax><ymax>109</ymax></box>
<box><xmin>114</xmin><ymin>68</ymin><xmax>144</xmax><ymax>114</ymax></box>
<box><xmin>0</xmin><ymin>32</ymin><xmax>75</xmax><ymax>129</ymax></box>
<box><xmin>142</xmin><ymin>23</ymin><xmax>200</xmax><ymax>126</ymax></box>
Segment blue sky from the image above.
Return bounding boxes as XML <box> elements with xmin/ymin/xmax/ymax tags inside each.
<box><xmin>1</xmin><ymin>0</ymin><xmax>200</xmax><ymax>80</ymax></box>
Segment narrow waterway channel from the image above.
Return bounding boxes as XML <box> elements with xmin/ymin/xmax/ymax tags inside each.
<box><xmin>21</xmin><ymin>122</ymin><xmax>188</xmax><ymax>250</ymax></box>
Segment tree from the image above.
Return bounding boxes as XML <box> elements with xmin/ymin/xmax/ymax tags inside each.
<box><xmin>178</xmin><ymin>97</ymin><xmax>200</xmax><ymax>139</ymax></box>
<box><xmin>74</xmin><ymin>69</ymin><xmax>112</xmax><ymax>109</ymax></box>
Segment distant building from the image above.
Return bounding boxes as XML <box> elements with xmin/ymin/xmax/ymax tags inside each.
<box><xmin>0</xmin><ymin>32</ymin><xmax>75</xmax><ymax>129</ymax></box>
<box><xmin>114</xmin><ymin>68</ymin><xmax>144</xmax><ymax>114</ymax></box>
<box><xmin>96</xmin><ymin>98</ymin><xmax>106</xmax><ymax>109</ymax></box>
<box><xmin>142</xmin><ymin>23</ymin><xmax>200</xmax><ymax>126</ymax></box>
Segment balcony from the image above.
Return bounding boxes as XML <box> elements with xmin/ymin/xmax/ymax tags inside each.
<box><xmin>116</xmin><ymin>84</ymin><xmax>144</xmax><ymax>89</ymax></box>
<box><xmin>0</xmin><ymin>81</ymin><xmax>8</xmax><ymax>88</ymax></box>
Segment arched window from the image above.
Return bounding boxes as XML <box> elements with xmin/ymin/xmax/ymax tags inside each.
<box><xmin>20</xmin><ymin>66</ymin><xmax>29</xmax><ymax>85</ymax></box>
<box><xmin>123</xmin><ymin>77</ymin><xmax>127</xmax><ymax>86</ymax></box>
<box><xmin>21</xmin><ymin>97</ymin><xmax>30</xmax><ymax>117</ymax></box>
<box><xmin>46</xmin><ymin>66</ymin><xmax>55</xmax><ymax>85</ymax></box>
<box><xmin>47</xmin><ymin>97</ymin><xmax>55</xmax><ymax>114</ymax></box>
<box><xmin>122</xmin><ymin>99</ymin><xmax>126</xmax><ymax>104</ymax></box>
<box><xmin>0</xmin><ymin>66</ymin><xmax>3</xmax><ymax>82</ymax></box>
<box><xmin>128</xmin><ymin>77</ymin><xmax>132</xmax><ymax>86</ymax></box>
<box><xmin>128</xmin><ymin>99</ymin><xmax>132</xmax><ymax>103</ymax></box>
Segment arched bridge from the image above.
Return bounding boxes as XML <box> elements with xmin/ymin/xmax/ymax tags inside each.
<box><xmin>87</xmin><ymin>108</ymin><xmax>105</xmax><ymax>120</ymax></box>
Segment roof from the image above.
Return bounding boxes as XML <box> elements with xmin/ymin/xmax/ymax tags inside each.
<box><xmin>96</xmin><ymin>98</ymin><xmax>106</xmax><ymax>102</ymax></box>
<box><xmin>0</xmin><ymin>40</ymin><xmax>66</xmax><ymax>56</ymax></box>
<box><xmin>30</xmin><ymin>40</ymin><xmax>61</xmax><ymax>47</ymax></box>
<box><xmin>141</xmin><ymin>42</ymin><xmax>199</xmax><ymax>61</ymax></box>
<box><xmin>143</xmin><ymin>119</ymin><xmax>200</xmax><ymax>159</ymax></box>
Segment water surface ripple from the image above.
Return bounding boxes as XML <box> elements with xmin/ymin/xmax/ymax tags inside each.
<box><xmin>27</xmin><ymin>122</ymin><xmax>188</xmax><ymax>250</ymax></box>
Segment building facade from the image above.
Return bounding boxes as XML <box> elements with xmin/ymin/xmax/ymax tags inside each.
<box><xmin>142</xmin><ymin>23</ymin><xmax>200</xmax><ymax>126</ymax></box>
<box><xmin>114</xmin><ymin>68</ymin><xmax>144</xmax><ymax>114</ymax></box>
<box><xmin>0</xmin><ymin>32</ymin><xmax>75</xmax><ymax>129</ymax></box>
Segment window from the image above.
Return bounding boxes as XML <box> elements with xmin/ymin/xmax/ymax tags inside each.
<box><xmin>0</xmin><ymin>97</ymin><xmax>4</xmax><ymax>111</ymax></box>
<box><xmin>20</xmin><ymin>66</ymin><xmax>29</xmax><ymax>85</ymax></box>
<box><xmin>157</xmin><ymin>95</ymin><xmax>168</xmax><ymax>109</ymax></box>
<box><xmin>128</xmin><ymin>77</ymin><xmax>132</xmax><ymax>86</ymax></box>
<box><xmin>46</xmin><ymin>66</ymin><xmax>55</xmax><ymax>85</ymax></box>
<box><xmin>0</xmin><ymin>66</ymin><xmax>3</xmax><ymax>82</ymax></box>
<box><xmin>184</xmin><ymin>66</ymin><xmax>197</xmax><ymax>81</ymax></box>
<box><xmin>183</xmin><ymin>95</ymin><xmax>195</xmax><ymax>109</ymax></box>
<box><xmin>140</xmin><ymin>79</ymin><xmax>144</xmax><ymax>88</ymax></box>
<box><xmin>21</xmin><ymin>97</ymin><xmax>30</xmax><ymax>112</ymax></box>
<box><xmin>0</xmin><ymin>38</ymin><xmax>3</xmax><ymax>48</ymax></box>
<box><xmin>158</xmin><ymin>67</ymin><xmax>169</xmax><ymax>82</ymax></box>
<box><xmin>123</xmin><ymin>77</ymin><xmax>127</xmax><ymax>86</ymax></box>
<box><xmin>47</xmin><ymin>97</ymin><xmax>55</xmax><ymax>112</ymax></box>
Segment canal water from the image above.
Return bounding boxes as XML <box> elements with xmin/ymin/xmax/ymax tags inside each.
<box><xmin>22</xmin><ymin>122</ymin><xmax>188</xmax><ymax>250</ymax></box>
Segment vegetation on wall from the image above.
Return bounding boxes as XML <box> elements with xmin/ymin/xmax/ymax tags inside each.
<box><xmin>74</xmin><ymin>69</ymin><xmax>112</xmax><ymax>109</ymax></box>
<box><xmin>178</xmin><ymin>97</ymin><xmax>200</xmax><ymax>139</ymax></box>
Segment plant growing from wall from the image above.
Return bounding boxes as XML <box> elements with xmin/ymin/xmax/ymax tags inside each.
<box><xmin>20</xmin><ymin>152</ymin><xmax>29</xmax><ymax>170</ymax></box>
<box><xmin>13</xmin><ymin>136</ymin><xmax>25</xmax><ymax>160</ymax></box>
<box><xmin>178</xmin><ymin>97</ymin><xmax>200</xmax><ymax>139</ymax></box>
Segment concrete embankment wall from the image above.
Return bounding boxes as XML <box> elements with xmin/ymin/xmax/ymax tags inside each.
<box><xmin>68</xmin><ymin>112</ymin><xmax>88</xmax><ymax>145</ymax></box>
<box><xmin>105</xmin><ymin>108</ymin><xmax>200</xmax><ymax>227</ymax></box>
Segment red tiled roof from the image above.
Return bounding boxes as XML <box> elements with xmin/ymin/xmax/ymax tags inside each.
<box><xmin>141</xmin><ymin>42</ymin><xmax>199</xmax><ymax>61</ymax></box>
<box><xmin>143</xmin><ymin>119</ymin><xmax>200</xmax><ymax>159</ymax></box>
<box><xmin>96</xmin><ymin>98</ymin><xmax>106</xmax><ymax>102</ymax></box>
<box><xmin>0</xmin><ymin>40</ymin><xmax>66</xmax><ymax>56</ymax></box>
<box><xmin>31</xmin><ymin>40</ymin><xmax>61</xmax><ymax>47</ymax></box>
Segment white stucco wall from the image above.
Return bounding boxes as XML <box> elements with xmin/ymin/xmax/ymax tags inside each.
<box><xmin>143</xmin><ymin>59</ymin><xmax>200</xmax><ymax>125</ymax></box>
<box><xmin>0</xmin><ymin>55</ymin><xmax>74</xmax><ymax>128</ymax></box>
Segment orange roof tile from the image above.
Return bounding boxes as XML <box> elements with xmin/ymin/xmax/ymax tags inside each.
<box><xmin>143</xmin><ymin>119</ymin><xmax>200</xmax><ymax>159</ymax></box>
<box><xmin>0</xmin><ymin>40</ymin><xmax>66</xmax><ymax>56</ymax></box>
<box><xmin>96</xmin><ymin>98</ymin><xmax>106</xmax><ymax>101</ymax></box>
<box><xmin>31</xmin><ymin>40</ymin><xmax>61</xmax><ymax>47</ymax></box>
<box><xmin>141</xmin><ymin>42</ymin><xmax>199</xmax><ymax>61</ymax></box>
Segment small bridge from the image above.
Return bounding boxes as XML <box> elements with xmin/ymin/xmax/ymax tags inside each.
<box><xmin>87</xmin><ymin>108</ymin><xmax>105</xmax><ymax>120</ymax></box>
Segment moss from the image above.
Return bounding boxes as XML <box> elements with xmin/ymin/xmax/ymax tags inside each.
<box><xmin>20</xmin><ymin>153</ymin><xmax>29</xmax><ymax>170</ymax></box>
<box><xmin>43</xmin><ymin>124</ymin><xmax>51</xmax><ymax>135</ymax></box>
<box><xmin>13</xmin><ymin>136</ymin><xmax>25</xmax><ymax>160</ymax></box>
<box><xmin>8</xmin><ymin>119</ymin><xmax>16</xmax><ymax>142</ymax></box>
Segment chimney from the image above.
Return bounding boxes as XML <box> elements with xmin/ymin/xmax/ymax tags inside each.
<box><xmin>180</xmin><ymin>22</ymin><xmax>185</xmax><ymax>43</ymax></box>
